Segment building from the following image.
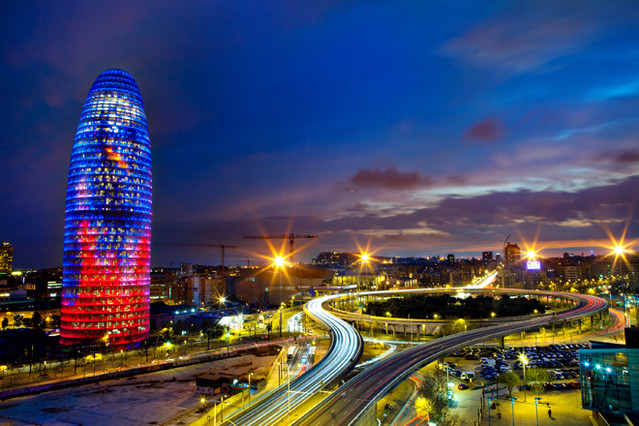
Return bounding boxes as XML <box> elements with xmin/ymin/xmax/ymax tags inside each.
<box><xmin>580</xmin><ymin>328</ymin><xmax>639</xmax><ymax>423</ymax></box>
<box><xmin>0</xmin><ymin>243</ymin><xmax>13</xmax><ymax>273</ymax></box>
<box><xmin>504</xmin><ymin>243</ymin><xmax>521</xmax><ymax>267</ymax></box>
<box><xmin>235</xmin><ymin>266</ymin><xmax>326</xmax><ymax>306</ymax></box>
<box><xmin>481</xmin><ymin>251</ymin><xmax>493</xmax><ymax>263</ymax></box>
<box><xmin>60</xmin><ymin>69</ymin><xmax>152</xmax><ymax>348</ymax></box>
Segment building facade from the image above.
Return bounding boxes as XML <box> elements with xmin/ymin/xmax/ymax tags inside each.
<box><xmin>60</xmin><ymin>69</ymin><xmax>151</xmax><ymax>348</ymax></box>
<box><xmin>580</xmin><ymin>330</ymin><xmax>639</xmax><ymax>422</ymax></box>
<box><xmin>0</xmin><ymin>242</ymin><xmax>13</xmax><ymax>273</ymax></box>
<box><xmin>504</xmin><ymin>243</ymin><xmax>520</xmax><ymax>267</ymax></box>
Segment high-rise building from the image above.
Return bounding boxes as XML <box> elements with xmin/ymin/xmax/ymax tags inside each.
<box><xmin>481</xmin><ymin>251</ymin><xmax>493</xmax><ymax>263</ymax></box>
<box><xmin>61</xmin><ymin>69</ymin><xmax>151</xmax><ymax>348</ymax></box>
<box><xmin>0</xmin><ymin>243</ymin><xmax>13</xmax><ymax>273</ymax></box>
<box><xmin>504</xmin><ymin>243</ymin><xmax>521</xmax><ymax>267</ymax></box>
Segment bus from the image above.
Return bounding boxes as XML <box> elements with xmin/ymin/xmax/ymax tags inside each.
<box><xmin>287</xmin><ymin>346</ymin><xmax>296</xmax><ymax>361</ymax></box>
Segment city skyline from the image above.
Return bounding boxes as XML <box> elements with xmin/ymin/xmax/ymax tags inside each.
<box><xmin>2</xmin><ymin>1</ymin><xmax>639</xmax><ymax>268</ymax></box>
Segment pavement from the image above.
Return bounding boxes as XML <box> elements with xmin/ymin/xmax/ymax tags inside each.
<box><xmin>0</xmin><ymin>351</ymin><xmax>281</xmax><ymax>426</ymax></box>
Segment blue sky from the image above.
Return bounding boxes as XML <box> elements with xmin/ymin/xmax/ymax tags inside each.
<box><xmin>1</xmin><ymin>1</ymin><xmax>638</xmax><ymax>268</ymax></box>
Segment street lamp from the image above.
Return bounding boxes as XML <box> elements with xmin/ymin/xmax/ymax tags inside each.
<box><xmin>279</xmin><ymin>303</ymin><xmax>285</xmax><ymax>338</ymax></box>
<box><xmin>518</xmin><ymin>353</ymin><xmax>529</xmax><ymax>402</ymax></box>
<box><xmin>287</xmin><ymin>362</ymin><xmax>291</xmax><ymax>424</ymax></box>
<box><xmin>510</xmin><ymin>397</ymin><xmax>518</xmax><ymax>426</ymax></box>
<box><xmin>534</xmin><ymin>397</ymin><xmax>542</xmax><ymax>426</ymax></box>
<box><xmin>247</xmin><ymin>372</ymin><xmax>254</xmax><ymax>406</ymax></box>
<box><xmin>273</xmin><ymin>256</ymin><xmax>287</xmax><ymax>309</ymax></box>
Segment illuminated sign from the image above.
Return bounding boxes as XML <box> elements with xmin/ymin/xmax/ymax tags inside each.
<box><xmin>527</xmin><ymin>260</ymin><xmax>541</xmax><ymax>270</ymax></box>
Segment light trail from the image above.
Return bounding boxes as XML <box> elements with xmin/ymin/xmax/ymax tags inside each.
<box><xmin>297</xmin><ymin>289</ymin><xmax>608</xmax><ymax>425</ymax></box>
<box><xmin>465</xmin><ymin>270</ymin><xmax>499</xmax><ymax>289</ymax></box>
<box><xmin>228</xmin><ymin>295</ymin><xmax>363</xmax><ymax>426</ymax></box>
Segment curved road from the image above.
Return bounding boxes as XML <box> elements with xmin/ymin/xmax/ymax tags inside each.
<box><xmin>297</xmin><ymin>291</ymin><xmax>607</xmax><ymax>425</ymax></box>
<box><xmin>229</xmin><ymin>295</ymin><xmax>363</xmax><ymax>426</ymax></box>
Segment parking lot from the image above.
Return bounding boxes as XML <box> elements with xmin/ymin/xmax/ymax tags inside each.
<box><xmin>439</xmin><ymin>343</ymin><xmax>586</xmax><ymax>390</ymax></box>
<box><xmin>434</xmin><ymin>343</ymin><xmax>593</xmax><ymax>425</ymax></box>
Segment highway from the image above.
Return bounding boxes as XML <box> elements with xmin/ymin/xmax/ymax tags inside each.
<box><xmin>228</xmin><ymin>295</ymin><xmax>363</xmax><ymax>426</ymax></box>
<box><xmin>297</xmin><ymin>291</ymin><xmax>607</xmax><ymax>425</ymax></box>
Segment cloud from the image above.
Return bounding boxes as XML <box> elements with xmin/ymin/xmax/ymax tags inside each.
<box><xmin>441</xmin><ymin>4</ymin><xmax>599</xmax><ymax>73</ymax></box>
<box><xmin>463</xmin><ymin>117</ymin><xmax>504</xmax><ymax>143</ymax></box>
<box><xmin>149</xmin><ymin>176</ymin><xmax>639</xmax><ymax>264</ymax></box>
<box><xmin>349</xmin><ymin>166</ymin><xmax>431</xmax><ymax>189</ymax></box>
<box><xmin>600</xmin><ymin>149</ymin><xmax>639</xmax><ymax>164</ymax></box>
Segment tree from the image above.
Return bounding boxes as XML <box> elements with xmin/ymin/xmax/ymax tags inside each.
<box><xmin>266</xmin><ymin>322</ymin><xmax>272</xmax><ymax>339</ymax></box>
<box><xmin>497</xmin><ymin>371</ymin><xmax>522</xmax><ymax>398</ymax></box>
<box><xmin>418</xmin><ymin>373</ymin><xmax>463</xmax><ymax>426</ymax></box>
<box><xmin>31</xmin><ymin>312</ymin><xmax>43</xmax><ymax>329</ymax></box>
<box><xmin>415</xmin><ymin>397</ymin><xmax>434</xmax><ymax>419</ymax></box>
<box><xmin>13</xmin><ymin>314</ymin><xmax>23</xmax><ymax>327</ymax></box>
<box><xmin>51</xmin><ymin>315</ymin><xmax>61</xmax><ymax>328</ymax></box>
<box><xmin>526</xmin><ymin>368</ymin><xmax>553</xmax><ymax>395</ymax></box>
<box><xmin>1</xmin><ymin>318</ymin><xmax>8</xmax><ymax>328</ymax></box>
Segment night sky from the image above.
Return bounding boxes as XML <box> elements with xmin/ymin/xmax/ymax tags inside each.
<box><xmin>2</xmin><ymin>1</ymin><xmax>639</xmax><ymax>268</ymax></box>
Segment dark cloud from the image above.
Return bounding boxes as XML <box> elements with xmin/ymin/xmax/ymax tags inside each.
<box><xmin>463</xmin><ymin>117</ymin><xmax>504</xmax><ymax>142</ymax></box>
<box><xmin>349</xmin><ymin>166</ymin><xmax>431</xmax><ymax>189</ymax></box>
<box><xmin>149</xmin><ymin>176</ymin><xmax>639</xmax><ymax>264</ymax></box>
<box><xmin>600</xmin><ymin>149</ymin><xmax>639</xmax><ymax>164</ymax></box>
<box><xmin>446</xmin><ymin>175</ymin><xmax>467</xmax><ymax>185</ymax></box>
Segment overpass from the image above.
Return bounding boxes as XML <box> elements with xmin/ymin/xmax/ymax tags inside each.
<box><xmin>328</xmin><ymin>288</ymin><xmax>609</xmax><ymax>341</ymax></box>
<box><xmin>296</xmin><ymin>289</ymin><xmax>608</xmax><ymax>425</ymax></box>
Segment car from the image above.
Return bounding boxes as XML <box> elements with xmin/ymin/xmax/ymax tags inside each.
<box><xmin>458</xmin><ymin>383</ymin><xmax>470</xmax><ymax>390</ymax></box>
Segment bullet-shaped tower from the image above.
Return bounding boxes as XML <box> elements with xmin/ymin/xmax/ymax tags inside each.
<box><xmin>61</xmin><ymin>69</ymin><xmax>151</xmax><ymax>348</ymax></box>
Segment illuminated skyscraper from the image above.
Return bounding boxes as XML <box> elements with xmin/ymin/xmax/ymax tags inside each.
<box><xmin>61</xmin><ymin>69</ymin><xmax>151</xmax><ymax>347</ymax></box>
<box><xmin>0</xmin><ymin>242</ymin><xmax>12</xmax><ymax>273</ymax></box>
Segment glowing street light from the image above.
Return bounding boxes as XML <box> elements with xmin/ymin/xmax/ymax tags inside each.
<box><xmin>526</xmin><ymin>250</ymin><xmax>537</xmax><ymax>260</ymax></box>
<box><xmin>614</xmin><ymin>245</ymin><xmax>626</xmax><ymax>256</ymax></box>
<box><xmin>518</xmin><ymin>353</ymin><xmax>529</xmax><ymax>402</ymax></box>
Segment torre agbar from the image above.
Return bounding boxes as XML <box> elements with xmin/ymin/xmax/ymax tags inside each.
<box><xmin>61</xmin><ymin>69</ymin><xmax>151</xmax><ymax>347</ymax></box>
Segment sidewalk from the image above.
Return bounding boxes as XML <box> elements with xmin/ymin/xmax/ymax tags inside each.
<box><xmin>454</xmin><ymin>383</ymin><xmax>592</xmax><ymax>426</ymax></box>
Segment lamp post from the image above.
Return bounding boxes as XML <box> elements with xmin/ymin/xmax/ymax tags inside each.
<box><xmin>510</xmin><ymin>397</ymin><xmax>518</xmax><ymax>426</ymax></box>
<box><xmin>212</xmin><ymin>397</ymin><xmax>227</xmax><ymax>426</ymax></box>
<box><xmin>534</xmin><ymin>397</ymin><xmax>542</xmax><ymax>426</ymax></box>
<box><xmin>279</xmin><ymin>303</ymin><xmax>284</xmax><ymax>338</ymax></box>
<box><xmin>287</xmin><ymin>363</ymin><xmax>291</xmax><ymax>424</ymax></box>
<box><xmin>519</xmin><ymin>353</ymin><xmax>529</xmax><ymax>402</ymax></box>
<box><xmin>247</xmin><ymin>372</ymin><xmax>254</xmax><ymax>406</ymax></box>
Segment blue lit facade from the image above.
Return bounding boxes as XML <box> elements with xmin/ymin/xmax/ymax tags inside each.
<box><xmin>61</xmin><ymin>69</ymin><xmax>151</xmax><ymax>348</ymax></box>
<box><xmin>580</xmin><ymin>339</ymin><xmax>639</xmax><ymax>419</ymax></box>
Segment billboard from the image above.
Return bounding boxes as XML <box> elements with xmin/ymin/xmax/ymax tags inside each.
<box><xmin>526</xmin><ymin>260</ymin><xmax>541</xmax><ymax>270</ymax></box>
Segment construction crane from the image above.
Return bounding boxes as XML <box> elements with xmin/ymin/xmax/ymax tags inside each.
<box><xmin>157</xmin><ymin>243</ymin><xmax>236</xmax><ymax>277</ymax></box>
<box><xmin>243</xmin><ymin>234</ymin><xmax>317</xmax><ymax>264</ymax></box>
